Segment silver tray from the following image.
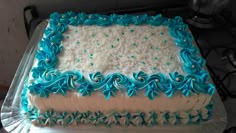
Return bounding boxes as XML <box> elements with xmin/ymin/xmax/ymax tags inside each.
<box><xmin>1</xmin><ymin>21</ymin><xmax>227</xmax><ymax>133</ymax></box>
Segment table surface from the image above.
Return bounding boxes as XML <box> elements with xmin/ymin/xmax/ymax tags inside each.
<box><xmin>1</xmin><ymin>21</ymin><xmax>227</xmax><ymax>133</ymax></box>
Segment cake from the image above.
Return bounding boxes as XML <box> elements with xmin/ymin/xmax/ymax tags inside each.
<box><xmin>21</xmin><ymin>12</ymin><xmax>216</xmax><ymax>127</ymax></box>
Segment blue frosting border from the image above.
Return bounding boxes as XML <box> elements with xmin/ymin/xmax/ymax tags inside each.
<box><xmin>27</xmin><ymin>12</ymin><xmax>215</xmax><ymax>100</ymax></box>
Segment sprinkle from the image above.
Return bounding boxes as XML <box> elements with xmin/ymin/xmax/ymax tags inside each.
<box><xmin>153</xmin><ymin>67</ymin><xmax>157</xmax><ymax>70</ymax></box>
<box><xmin>105</xmin><ymin>34</ymin><xmax>109</xmax><ymax>37</ymax></box>
<box><xmin>90</xmin><ymin>53</ymin><xmax>93</xmax><ymax>59</ymax></box>
<box><xmin>76</xmin><ymin>41</ymin><xmax>80</xmax><ymax>44</ymax></box>
<box><xmin>150</xmin><ymin>46</ymin><xmax>154</xmax><ymax>49</ymax></box>
<box><xmin>155</xmin><ymin>46</ymin><xmax>159</xmax><ymax>50</ymax></box>
<box><xmin>119</xmin><ymin>55</ymin><xmax>122</xmax><ymax>58</ymax></box>
<box><xmin>151</xmin><ymin>33</ymin><xmax>155</xmax><ymax>36</ymax></box>
<box><xmin>97</xmin><ymin>43</ymin><xmax>100</xmax><ymax>46</ymax></box>
<box><xmin>122</xmin><ymin>32</ymin><xmax>124</xmax><ymax>35</ymax></box>
<box><xmin>132</xmin><ymin>43</ymin><xmax>137</xmax><ymax>47</ymax></box>
<box><xmin>117</xmin><ymin>38</ymin><xmax>120</xmax><ymax>41</ymax></box>
<box><xmin>160</xmin><ymin>32</ymin><xmax>164</xmax><ymax>35</ymax></box>
<box><xmin>141</xmin><ymin>61</ymin><xmax>145</xmax><ymax>64</ymax></box>
<box><xmin>116</xmin><ymin>66</ymin><xmax>120</xmax><ymax>70</ymax></box>
<box><xmin>166</xmin><ymin>62</ymin><xmax>171</xmax><ymax>66</ymax></box>
<box><xmin>66</xmin><ymin>36</ymin><xmax>69</xmax><ymax>39</ymax></box>
<box><xmin>76</xmin><ymin>58</ymin><xmax>80</xmax><ymax>62</ymax></box>
<box><xmin>154</xmin><ymin>57</ymin><xmax>158</xmax><ymax>60</ymax></box>
<box><xmin>84</xmin><ymin>50</ymin><xmax>87</xmax><ymax>53</ymax></box>
<box><xmin>91</xmin><ymin>33</ymin><xmax>95</xmax><ymax>37</ymax></box>
<box><xmin>75</xmin><ymin>30</ymin><xmax>78</xmax><ymax>33</ymax></box>
<box><xmin>130</xmin><ymin>55</ymin><xmax>135</xmax><ymax>58</ymax></box>
<box><xmin>164</xmin><ymin>40</ymin><xmax>167</xmax><ymax>43</ymax></box>
<box><xmin>111</xmin><ymin>44</ymin><xmax>115</xmax><ymax>48</ymax></box>
<box><xmin>130</xmin><ymin>29</ymin><xmax>135</xmax><ymax>32</ymax></box>
<box><xmin>144</xmin><ymin>36</ymin><xmax>148</xmax><ymax>40</ymax></box>
<box><xmin>170</xmin><ymin>56</ymin><xmax>173</xmax><ymax>60</ymax></box>
<box><xmin>90</xmin><ymin>63</ymin><xmax>94</xmax><ymax>66</ymax></box>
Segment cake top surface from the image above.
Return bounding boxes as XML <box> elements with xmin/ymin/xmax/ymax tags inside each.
<box><xmin>58</xmin><ymin>24</ymin><xmax>183</xmax><ymax>76</ymax></box>
<box><xmin>27</xmin><ymin>12</ymin><xmax>215</xmax><ymax>100</ymax></box>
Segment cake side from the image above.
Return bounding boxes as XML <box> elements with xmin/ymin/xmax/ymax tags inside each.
<box><xmin>21</xmin><ymin>12</ymin><xmax>216</xmax><ymax>127</ymax></box>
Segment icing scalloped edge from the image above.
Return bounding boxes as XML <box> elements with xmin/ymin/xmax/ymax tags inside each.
<box><xmin>25</xmin><ymin>104</ymin><xmax>213</xmax><ymax>127</ymax></box>
<box><xmin>26</xmin><ymin>11</ymin><xmax>215</xmax><ymax>100</ymax></box>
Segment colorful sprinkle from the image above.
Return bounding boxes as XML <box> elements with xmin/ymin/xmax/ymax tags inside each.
<box><xmin>132</xmin><ymin>43</ymin><xmax>137</xmax><ymax>47</ymax></box>
<box><xmin>119</xmin><ymin>55</ymin><xmax>122</xmax><ymax>58</ymax></box>
<box><xmin>75</xmin><ymin>30</ymin><xmax>78</xmax><ymax>33</ymax></box>
<box><xmin>76</xmin><ymin>58</ymin><xmax>80</xmax><ymax>62</ymax></box>
<box><xmin>155</xmin><ymin>46</ymin><xmax>159</xmax><ymax>50</ymax></box>
<box><xmin>90</xmin><ymin>53</ymin><xmax>93</xmax><ymax>59</ymax></box>
<box><xmin>76</xmin><ymin>41</ymin><xmax>80</xmax><ymax>44</ymax></box>
<box><xmin>154</xmin><ymin>57</ymin><xmax>158</xmax><ymax>60</ymax></box>
<box><xmin>111</xmin><ymin>44</ymin><xmax>115</xmax><ymax>48</ymax></box>
<box><xmin>117</xmin><ymin>38</ymin><xmax>120</xmax><ymax>41</ymax></box>
<box><xmin>144</xmin><ymin>36</ymin><xmax>148</xmax><ymax>40</ymax></box>
<box><xmin>66</xmin><ymin>36</ymin><xmax>70</xmax><ymax>39</ymax></box>
<box><xmin>130</xmin><ymin>55</ymin><xmax>135</xmax><ymax>58</ymax></box>
<box><xmin>141</xmin><ymin>61</ymin><xmax>145</xmax><ymax>64</ymax></box>
<box><xmin>97</xmin><ymin>43</ymin><xmax>100</xmax><ymax>46</ymax></box>
<box><xmin>84</xmin><ymin>50</ymin><xmax>87</xmax><ymax>53</ymax></box>
<box><xmin>164</xmin><ymin>40</ymin><xmax>167</xmax><ymax>43</ymax></box>
<box><xmin>91</xmin><ymin>33</ymin><xmax>95</xmax><ymax>37</ymax></box>
<box><xmin>153</xmin><ymin>67</ymin><xmax>157</xmax><ymax>70</ymax></box>
<box><xmin>130</xmin><ymin>29</ymin><xmax>135</xmax><ymax>32</ymax></box>
<box><xmin>122</xmin><ymin>32</ymin><xmax>124</xmax><ymax>35</ymax></box>
<box><xmin>150</xmin><ymin>46</ymin><xmax>154</xmax><ymax>49</ymax></box>
<box><xmin>166</xmin><ymin>62</ymin><xmax>171</xmax><ymax>66</ymax></box>
<box><xmin>116</xmin><ymin>66</ymin><xmax>120</xmax><ymax>70</ymax></box>
<box><xmin>105</xmin><ymin>34</ymin><xmax>109</xmax><ymax>37</ymax></box>
<box><xmin>151</xmin><ymin>33</ymin><xmax>155</xmax><ymax>36</ymax></box>
<box><xmin>90</xmin><ymin>63</ymin><xmax>94</xmax><ymax>66</ymax></box>
<box><xmin>170</xmin><ymin>56</ymin><xmax>173</xmax><ymax>60</ymax></box>
<box><xmin>160</xmin><ymin>32</ymin><xmax>164</xmax><ymax>35</ymax></box>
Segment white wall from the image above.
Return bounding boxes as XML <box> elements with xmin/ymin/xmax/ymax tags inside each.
<box><xmin>0</xmin><ymin>0</ymin><xmax>30</xmax><ymax>86</ymax></box>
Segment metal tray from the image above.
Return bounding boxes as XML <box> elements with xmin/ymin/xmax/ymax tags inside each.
<box><xmin>1</xmin><ymin>21</ymin><xmax>227</xmax><ymax>133</ymax></box>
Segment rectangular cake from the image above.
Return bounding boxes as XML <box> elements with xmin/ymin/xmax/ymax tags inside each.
<box><xmin>21</xmin><ymin>12</ymin><xmax>215</xmax><ymax>127</ymax></box>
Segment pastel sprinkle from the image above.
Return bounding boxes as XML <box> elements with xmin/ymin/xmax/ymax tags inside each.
<box><xmin>76</xmin><ymin>58</ymin><xmax>80</xmax><ymax>62</ymax></box>
<box><xmin>122</xmin><ymin>32</ymin><xmax>124</xmax><ymax>35</ymax></box>
<box><xmin>144</xmin><ymin>36</ymin><xmax>148</xmax><ymax>40</ymax></box>
<box><xmin>84</xmin><ymin>50</ymin><xmax>87</xmax><ymax>53</ymax></box>
<box><xmin>90</xmin><ymin>63</ymin><xmax>94</xmax><ymax>66</ymax></box>
<box><xmin>116</xmin><ymin>66</ymin><xmax>120</xmax><ymax>70</ymax></box>
<box><xmin>91</xmin><ymin>33</ymin><xmax>95</xmax><ymax>37</ymax></box>
<box><xmin>66</xmin><ymin>36</ymin><xmax>69</xmax><ymax>39</ymax></box>
<box><xmin>164</xmin><ymin>40</ymin><xmax>167</xmax><ymax>43</ymax></box>
<box><xmin>141</xmin><ymin>61</ymin><xmax>145</xmax><ymax>64</ymax></box>
<box><xmin>131</xmin><ymin>55</ymin><xmax>135</xmax><ymax>58</ymax></box>
<box><xmin>154</xmin><ymin>57</ymin><xmax>158</xmax><ymax>60</ymax></box>
<box><xmin>132</xmin><ymin>43</ymin><xmax>137</xmax><ymax>47</ymax></box>
<box><xmin>150</xmin><ymin>46</ymin><xmax>154</xmax><ymax>49</ymax></box>
<box><xmin>153</xmin><ymin>67</ymin><xmax>157</xmax><ymax>70</ymax></box>
<box><xmin>155</xmin><ymin>46</ymin><xmax>159</xmax><ymax>50</ymax></box>
<box><xmin>170</xmin><ymin>56</ymin><xmax>173</xmax><ymax>60</ymax></box>
<box><xmin>119</xmin><ymin>55</ymin><xmax>122</xmax><ymax>58</ymax></box>
<box><xmin>75</xmin><ymin>30</ymin><xmax>78</xmax><ymax>33</ymax></box>
<box><xmin>97</xmin><ymin>43</ymin><xmax>100</xmax><ymax>46</ymax></box>
<box><xmin>166</xmin><ymin>62</ymin><xmax>171</xmax><ymax>66</ymax></box>
<box><xmin>76</xmin><ymin>41</ymin><xmax>80</xmax><ymax>44</ymax></box>
<box><xmin>160</xmin><ymin>32</ymin><xmax>164</xmax><ymax>35</ymax></box>
<box><xmin>117</xmin><ymin>38</ymin><xmax>120</xmax><ymax>41</ymax></box>
<box><xmin>90</xmin><ymin>53</ymin><xmax>93</xmax><ymax>59</ymax></box>
<box><xmin>130</xmin><ymin>29</ymin><xmax>135</xmax><ymax>32</ymax></box>
<box><xmin>111</xmin><ymin>44</ymin><xmax>115</xmax><ymax>48</ymax></box>
<box><xmin>105</xmin><ymin>34</ymin><xmax>109</xmax><ymax>37</ymax></box>
<box><xmin>151</xmin><ymin>33</ymin><xmax>155</xmax><ymax>36</ymax></box>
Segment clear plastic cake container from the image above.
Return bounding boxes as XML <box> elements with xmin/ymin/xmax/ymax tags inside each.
<box><xmin>1</xmin><ymin>21</ymin><xmax>227</xmax><ymax>133</ymax></box>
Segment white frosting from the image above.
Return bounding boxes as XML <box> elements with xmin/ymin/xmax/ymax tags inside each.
<box><xmin>57</xmin><ymin>25</ymin><xmax>184</xmax><ymax>76</ymax></box>
<box><xmin>28</xmin><ymin>92</ymin><xmax>211</xmax><ymax>113</ymax></box>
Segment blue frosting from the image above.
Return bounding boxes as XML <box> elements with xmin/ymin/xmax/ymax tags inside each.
<box><xmin>26</xmin><ymin>12</ymin><xmax>215</xmax><ymax>100</ymax></box>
